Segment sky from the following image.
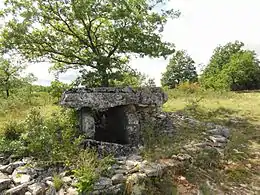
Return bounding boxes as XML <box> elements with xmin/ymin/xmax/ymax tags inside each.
<box><xmin>1</xmin><ymin>0</ymin><xmax>260</xmax><ymax>86</ymax></box>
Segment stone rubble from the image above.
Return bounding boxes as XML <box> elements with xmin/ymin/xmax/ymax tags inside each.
<box><xmin>0</xmin><ymin>111</ymin><xmax>236</xmax><ymax>195</ymax></box>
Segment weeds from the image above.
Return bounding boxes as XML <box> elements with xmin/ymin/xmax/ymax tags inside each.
<box><xmin>53</xmin><ymin>174</ymin><xmax>64</xmax><ymax>191</ymax></box>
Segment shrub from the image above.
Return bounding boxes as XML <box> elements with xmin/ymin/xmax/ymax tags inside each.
<box><xmin>2</xmin><ymin>121</ymin><xmax>23</xmax><ymax>140</ymax></box>
<box><xmin>0</xmin><ymin>107</ymin><xmax>82</xmax><ymax>163</ymax></box>
<box><xmin>53</xmin><ymin>174</ymin><xmax>64</xmax><ymax>191</ymax></box>
<box><xmin>72</xmin><ymin>150</ymin><xmax>99</xmax><ymax>193</ymax></box>
<box><xmin>176</xmin><ymin>82</ymin><xmax>201</xmax><ymax>94</ymax></box>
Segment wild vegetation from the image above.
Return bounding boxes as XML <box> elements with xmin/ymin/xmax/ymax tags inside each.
<box><xmin>0</xmin><ymin>0</ymin><xmax>259</xmax><ymax>194</ymax></box>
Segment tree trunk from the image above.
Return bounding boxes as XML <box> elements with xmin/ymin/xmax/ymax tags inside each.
<box><xmin>6</xmin><ymin>89</ymin><xmax>9</xmax><ymax>98</ymax></box>
<box><xmin>101</xmin><ymin>75</ymin><xmax>109</xmax><ymax>87</ymax></box>
<box><xmin>99</xmin><ymin>66</ymin><xmax>109</xmax><ymax>87</ymax></box>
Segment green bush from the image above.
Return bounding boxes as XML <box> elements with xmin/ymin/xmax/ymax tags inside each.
<box><xmin>176</xmin><ymin>82</ymin><xmax>201</xmax><ymax>94</ymax></box>
<box><xmin>73</xmin><ymin>150</ymin><xmax>99</xmax><ymax>193</ymax></box>
<box><xmin>53</xmin><ymin>174</ymin><xmax>64</xmax><ymax>191</ymax></box>
<box><xmin>2</xmin><ymin>121</ymin><xmax>23</xmax><ymax>140</ymax></box>
<box><xmin>0</xmin><ymin>107</ymin><xmax>82</xmax><ymax>163</ymax></box>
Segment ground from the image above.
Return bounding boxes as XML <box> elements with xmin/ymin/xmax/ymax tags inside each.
<box><xmin>0</xmin><ymin>89</ymin><xmax>259</xmax><ymax>194</ymax></box>
<box><xmin>161</xmin><ymin>89</ymin><xmax>260</xmax><ymax>194</ymax></box>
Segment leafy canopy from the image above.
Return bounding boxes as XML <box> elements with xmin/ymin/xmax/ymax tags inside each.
<box><xmin>161</xmin><ymin>50</ymin><xmax>198</xmax><ymax>88</ymax></box>
<box><xmin>0</xmin><ymin>57</ymin><xmax>34</xmax><ymax>98</ymax></box>
<box><xmin>200</xmin><ymin>41</ymin><xmax>260</xmax><ymax>90</ymax></box>
<box><xmin>0</xmin><ymin>0</ymin><xmax>180</xmax><ymax>86</ymax></box>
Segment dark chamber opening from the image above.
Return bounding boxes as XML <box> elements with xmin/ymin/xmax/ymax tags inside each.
<box><xmin>94</xmin><ymin>106</ymin><xmax>129</xmax><ymax>145</ymax></box>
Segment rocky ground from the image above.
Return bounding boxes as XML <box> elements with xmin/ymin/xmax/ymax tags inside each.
<box><xmin>0</xmin><ymin>112</ymin><xmax>259</xmax><ymax>195</ymax></box>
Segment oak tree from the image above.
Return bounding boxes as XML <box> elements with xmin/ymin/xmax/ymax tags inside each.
<box><xmin>0</xmin><ymin>0</ymin><xmax>180</xmax><ymax>86</ymax></box>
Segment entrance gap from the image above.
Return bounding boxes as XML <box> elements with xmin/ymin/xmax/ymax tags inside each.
<box><xmin>94</xmin><ymin>106</ymin><xmax>129</xmax><ymax>144</ymax></box>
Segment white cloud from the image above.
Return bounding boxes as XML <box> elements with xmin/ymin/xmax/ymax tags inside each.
<box><xmin>1</xmin><ymin>0</ymin><xmax>260</xmax><ymax>86</ymax></box>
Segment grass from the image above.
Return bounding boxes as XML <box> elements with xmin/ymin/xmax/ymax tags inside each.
<box><xmin>158</xmin><ymin>89</ymin><xmax>260</xmax><ymax>193</ymax></box>
<box><xmin>1</xmin><ymin>88</ymin><xmax>259</xmax><ymax>194</ymax></box>
<box><xmin>0</xmin><ymin>92</ymin><xmax>57</xmax><ymax>133</ymax></box>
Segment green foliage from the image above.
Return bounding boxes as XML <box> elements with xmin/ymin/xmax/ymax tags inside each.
<box><xmin>0</xmin><ymin>107</ymin><xmax>82</xmax><ymax>162</ymax></box>
<box><xmin>0</xmin><ymin>57</ymin><xmax>28</xmax><ymax>98</ymax></box>
<box><xmin>2</xmin><ymin>121</ymin><xmax>22</xmax><ymax>140</ymax></box>
<box><xmin>53</xmin><ymin>174</ymin><xmax>64</xmax><ymax>191</ymax></box>
<box><xmin>109</xmin><ymin>69</ymin><xmax>147</xmax><ymax>87</ymax></box>
<box><xmin>161</xmin><ymin>50</ymin><xmax>198</xmax><ymax>88</ymax></box>
<box><xmin>72</xmin><ymin>151</ymin><xmax>116</xmax><ymax>193</ymax></box>
<box><xmin>72</xmin><ymin>150</ymin><xmax>99</xmax><ymax>193</ymax></box>
<box><xmin>1</xmin><ymin>0</ymin><xmax>180</xmax><ymax>86</ymax></box>
<box><xmin>176</xmin><ymin>82</ymin><xmax>201</xmax><ymax>94</ymax></box>
<box><xmin>200</xmin><ymin>41</ymin><xmax>260</xmax><ymax>91</ymax></box>
<box><xmin>49</xmin><ymin>80</ymin><xmax>70</xmax><ymax>101</ymax></box>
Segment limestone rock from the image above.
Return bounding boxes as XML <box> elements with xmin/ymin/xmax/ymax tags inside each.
<box><xmin>28</xmin><ymin>182</ymin><xmax>46</xmax><ymax>195</ymax></box>
<box><xmin>209</xmin><ymin>135</ymin><xmax>228</xmax><ymax>143</ymax></box>
<box><xmin>111</xmin><ymin>174</ymin><xmax>126</xmax><ymax>185</ymax></box>
<box><xmin>12</xmin><ymin>166</ymin><xmax>36</xmax><ymax>184</ymax></box>
<box><xmin>208</xmin><ymin>125</ymin><xmax>230</xmax><ymax>138</ymax></box>
<box><xmin>61</xmin><ymin>87</ymin><xmax>167</xmax><ymax>110</ymax></box>
<box><xmin>45</xmin><ymin>186</ymin><xmax>56</xmax><ymax>195</ymax></box>
<box><xmin>66</xmin><ymin>187</ymin><xmax>78</xmax><ymax>195</ymax></box>
<box><xmin>0</xmin><ymin>172</ymin><xmax>12</xmax><ymax>191</ymax></box>
<box><xmin>140</xmin><ymin>163</ymin><xmax>165</xmax><ymax>177</ymax></box>
<box><xmin>58</xmin><ymin>188</ymin><xmax>65</xmax><ymax>195</ymax></box>
<box><xmin>93</xmin><ymin>177</ymin><xmax>112</xmax><ymax>190</ymax></box>
<box><xmin>3</xmin><ymin>181</ymin><xmax>33</xmax><ymax>195</ymax></box>
<box><xmin>12</xmin><ymin>173</ymin><xmax>31</xmax><ymax>185</ymax></box>
<box><xmin>0</xmin><ymin>164</ymin><xmax>13</xmax><ymax>174</ymax></box>
<box><xmin>62</xmin><ymin>176</ymin><xmax>72</xmax><ymax>183</ymax></box>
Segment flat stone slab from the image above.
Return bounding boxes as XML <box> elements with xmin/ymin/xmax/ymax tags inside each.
<box><xmin>60</xmin><ymin>87</ymin><xmax>168</xmax><ymax>110</ymax></box>
<box><xmin>81</xmin><ymin>139</ymin><xmax>136</xmax><ymax>157</ymax></box>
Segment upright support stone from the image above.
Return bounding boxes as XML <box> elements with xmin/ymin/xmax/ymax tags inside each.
<box><xmin>80</xmin><ymin>108</ymin><xmax>95</xmax><ymax>139</ymax></box>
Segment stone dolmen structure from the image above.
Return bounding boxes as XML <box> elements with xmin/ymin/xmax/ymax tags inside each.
<box><xmin>60</xmin><ymin>87</ymin><xmax>175</xmax><ymax>155</ymax></box>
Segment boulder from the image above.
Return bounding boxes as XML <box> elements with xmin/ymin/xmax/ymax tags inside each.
<box><xmin>28</xmin><ymin>182</ymin><xmax>46</xmax><ymax>195</ymax></box>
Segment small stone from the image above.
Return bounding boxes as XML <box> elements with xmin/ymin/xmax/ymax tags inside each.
<box><xmin>111</xmin><ymin>174</ymin><xmax>126</xmax><ymax>185</ymax></box>
<box><xmin>12</xmin><ymin>166</ymin><xmax>36</xmax><ymax>184</ymax></box>
<box><xmin>179</xmin><ymin>176</ymin><xmax>186</xmax><ymax>181</ymax></box>
<box><xmin>67</xmin><ymin>187</ymin><xmax>78</xmax><ymax>195</ymax></box>
<box><xmin>93</xmin><ymin>177</ymin><xmax>112</xmax><ymax>190</ymax></box>
<box><xmin>114</xmin><ymin>169</ymin><xmax>126</xmax><ymax>174</ymax></box>
<box><xmin>58</xmin><ymin>188</ymin><xmax>65</xmax><ymax>195</ymax></box>
<box><xmin>209</xmin><ymin>135</ymin><xmax>227</xmax><ymax>143</ymax></box>
<box><xmin>46</xmin><ymin>180</ymin><xmax>54</xmax><ymax>186</ymax></box>
<box><xmin>45</xmin><ymin>186</ymin><xmax>56</xmax><ymax>195</ymax></box>
<box><xmin>4</xmin><ymin>181</ymin><xmax>33</xmax><ymax>195</ymax></box>
<box><xmin>126</xmin><ymin>160</ymin><xmax>140</xmax><ymax>169</ymax></box>
<box><xmin>22</xmin><ymin>157</ymin><xmax>33</xmax><ymax>164</ymax></box>
<box><xmin>43</xmin><ymin>176</ymin><xmax>53</xmax><ymax>182</ymax></box>
<box><xmin>208</xmin><ymin>126</ymin><xmax>230</xmax><ymax>138</ymax></box>
<box><xmin>141</xmin><ymin>163</ymin><xmax>164</xmax><ymax>177</ymax></box>
<box><xmin>127</xmin><ymin>155</ymin><xmax>142</xmax><ymax>161</ymax></box>
<box><xmin>239</xmin><ymin>184</ymin><xmax>247</xmax><ymax>188</ymax></box>
<box><xmin>12</xmin><ymin>173</ymin><xmax>31</xmax><ymax>184</ymax></box>
<box><xmin>62</xmin><ymin>176</ymin><xmax>72</xmax><ymax>183</ymax></box>
<box><xmin>0</xmin><ymin>173</ymin><xmax>12</xmax><ymax>191</ymax></box>
<box><xmin>177</xmin><ymin>153</ymin><xmax>192</xmax><ymax>161</ymax></box>
<box><xmin>11</xmin><ymin>161</ymin><xmax>26</xmax><ymax>169</ymax></box>
<box><xmin>28</xmin><ymin>182</ymin><xmax>46</xmax><ymax>195</ymax></box>
<box><xmin>25</xmin><ymin>192</ymin><xmax>32</xmax><ymax>195</ymax></box>
<box><xmin>0</xmin><ymin>164</ymin><xmax>13</xmax><ymax>174</ymax></box>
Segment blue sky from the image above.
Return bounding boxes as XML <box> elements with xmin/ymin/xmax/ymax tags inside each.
<box><xmin>1</xmin><ymin>0</ymin><xmax>260</xmax><ymax>86</ymax></box>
